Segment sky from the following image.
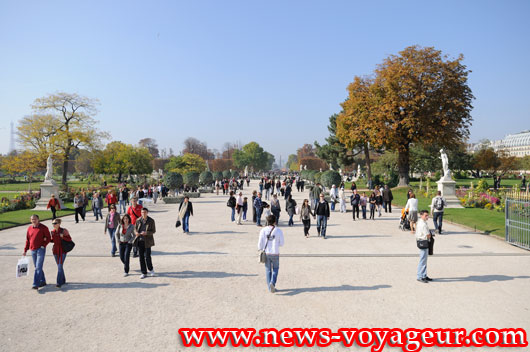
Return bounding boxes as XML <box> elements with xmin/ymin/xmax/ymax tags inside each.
<box><xmin>1</xmin><ymin>0</ymin><xmax>530</xmax><ymax>165</ymax></box>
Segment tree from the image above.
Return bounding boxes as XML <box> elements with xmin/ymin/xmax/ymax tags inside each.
<box><xmin>164</xmin><ymin>172</ymin><xmax>183</xmax><ymax>190</ymax></box>
<box><xmin>210</xmin><ymin>159</ymin><xmax>234</xmax><ymax>172</ymax></box>
<box><xmin>213</xmin><ymin>171</ymin><xmax>223</xmax><ymax>181</ymax></box>
<box><xmin>18</xmin><ymin>92</ymin><xmax>108</xmax><ymax>185</ymax></box>
<box><xmin>200</xmin><ymin>171</ymin><xmax>213</xmax><ymax>185</ymax></box>
<box><xmin>138</xmin><ymin>138</ymin><xmax>159</xmax><ymax>158</ymax></box>
<box><xmin>473</xmin><ymin>148</ymin><xmax>517</xmax><ymax>178</ymax></box>
<box><xmin>184</xmin><ymin>172</ymin><xmax>200</xmax><ymax>187</ymax></box>
<box><xmin>320</xmin><ymin>170</ymin><xmax>341</xmax><ymax>188</ymax></box>
<box><xmin>314</xmin><ymin>114</ymin><xmax>355</xmax><ymax>170</ymax></box>
<box><xmin>93</xmin><ymin>142</ymin><xmax>153</xmax><ymax>181</ymax></box>
<box><xmin>299</xmin><ymin>156</ymin><xmax>328</xmax><ymax>171</ymax></box>
<box><xmin>233</xmin><ymin>142</ymin><xmax>271</xmax><ymax>171</ymax></box>
<box><xmin>297</xmin><ymin>144</ymin><xmax>315</xmax><ymax>160</ymax></box>
<box><xmin>2</xmin><ymin>151</ymin><xmax>44</xmax><ymax>191</ymax></box>
<box><xmin>182</xmin><ymin>137</ymin><xmax>215</xmax><ymax>160</ymax></box>
<box><xmin>286</xmin><ymin>154</ymin><xmax>298</xmax><ymax>169</ymax></box>
<box><xmin>74</xmin><ymin>149</ymin><xmax>95</xmax><ymax>174</ymax></box>
<box><xmin>165</xmin><ymin>153</ymin><xmax>206</xmax><ymax>174</ymax></box>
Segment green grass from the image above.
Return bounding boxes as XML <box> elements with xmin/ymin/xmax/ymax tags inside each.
<box><xmin>0</xmin><ymin>192</ymin><xmax>21</xmax><ymax>200</ymax></box>
<box><xmin>409</xmin><ymin>178</ymin><xmax>521</xmax><ymax>189</ymax></box>
<box><xmin>344</xmin><ymin>180</ymin><xmax>368</xmax><ymax>190</ymax></box>
<box><xmin>0</xmin><ymin>202</ymin><xmax>92</xmax><ymax>231</ymax></box>
<box><xmin>0</xmin><ymin>180</ymin><xmax>97</xmax><ymax>192</ymax></box>
<box><xmin>391</xmin><ymin>186</ymin><xmax>505</xmax><ymax>237</ymax></box>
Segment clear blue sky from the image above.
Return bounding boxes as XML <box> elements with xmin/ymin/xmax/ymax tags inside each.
<box><xmin>1</xmin><ymin>0</ymin><xmax>529</xmax><ymax>165</ymax></box>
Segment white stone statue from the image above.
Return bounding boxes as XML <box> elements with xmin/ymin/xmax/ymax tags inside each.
<box><xmin>319</xmin><ymin>168</ymin><xmax>322</xmax><ymax>173</ymax></box>
<box><xmin>440</xmin><ymin>148</ymin><xmax>451</xmax><ymax>180</ymax></box>
<box><xmin>304</xmin><ymin>165</ymin><xmax>307</xmax><ymax>170</ymax></box>
<box><xmin>206</xmin><ymin>161</ymin><xmax>210</xmax><ymax>172</ymax></box>
<box><xmin>357</xmin><ymin>164</ymin><xmax>361</xmax><ymax>177</ymax></box>
<box><xmin>299</xmin><ymin>164</ymin><xmax>303</xmax><ymax>172</ymax></box>
<box><xmin>329</xmin><ymin>164</ymin><xmax>333</xmax><ymax>171</ymax></box>
<box><xmin>339</xmin><ymin>168</ymin><xmax>342</xmax><ymax>175</ymax></box>
<box><xmin>44</xmin><ymin>154</ymin><xmax>53</xmax><ymax>181</ymax></box>
<box><xmin>244</xmin><ymin>166</ymin><xmax>248</xmax><ymax>177</ymax></box>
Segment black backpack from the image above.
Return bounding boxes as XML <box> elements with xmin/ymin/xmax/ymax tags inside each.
<box><xmin>434</xmin><ymin>197</ymin><xmax>444</xmax><ymax>211</ymax></box>
<box><xmin>227</xmin><ymin>197</ymin><xmax>236</xmax><ymax>208</ymax></box>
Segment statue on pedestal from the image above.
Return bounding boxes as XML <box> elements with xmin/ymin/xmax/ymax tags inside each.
<box><xmin>440</xmin><ymin>149</ymin><xmax>451</xmax><ymax>180</ymax></box>
<box><xmin>299</xmin><ymin>164</ymin><xmax>303</xmax><ymax>172</ymax></box>
<box><xmin>304</xmin><ymin>165</ymin><xmax>307</xmax><ymax>170</ymax></box>
<box><xmin>44</xmin><ymin>154</ymin><xmax>53</xmax><ymax>181</ymax></box>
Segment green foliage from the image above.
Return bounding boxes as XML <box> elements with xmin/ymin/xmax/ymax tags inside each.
<box><xmin>313</xmin><ymin>172</ymin><xmax>323</xmax><ymax>184</ymax></box>
<box><xmin>232</xmin><ymin>142</ymin><xmax>272</xmax><ymax>171</ymax></box>
<box><xmin>184</xmin><ymin>172</ymin><xmax>200</xmax><ymax>186</ymax></box>
<box><xmin>320</xmin><ymin>170</ymin><xmax>342</xmax><ymax>188</ymax></box>
<box><xmin>476</xmin><ymin>179</ymin><xmax>489</xmax><ymax>192</ymax></box>
<box><xmin>222</xmin><ymin>170</ymin><xmax>231</xmax><ymax>179</ymax></box>
<box><xmin>372</xmin><ymin>173</ymin><xmax>398</xmax><ymax>188</ymax></box>
<box><xmin>93</xmin><ymin>141</ymin><xmax>153</xmax><ymax>180</ymax></box>
<box><xmin>165</xmin><ymin>153</ymin><xmax>206</xmax><ymax>175</ymax></box>
<box><xmin>314</xmin><ymin>114</ymin><xmax>355</xmax><ymax>170</ymax></box>
<box><xmin>163</xmin><ymin>172</ymin><xmax>183</xmax><ymax>190</ymax></box>
<box><xmin>213</xmin><ymin>171</ymin><xmax>223</xmax><ymax>181</ymax></box>
<box><xmin>231</xmin><ymin>170</ymin><xmax>239</xmax><ymax>178</ymax></box>
<box><xmin>200</xmin><ymin>171</ymin><xmax>213</xmax><ymax>185</ymax></box>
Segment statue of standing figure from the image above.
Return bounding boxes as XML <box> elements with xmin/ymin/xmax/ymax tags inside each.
<box><xmin>440</xmin><ymin>148</ymin><xmax>451</xmax><ymax>180</ymax></box>
<box><xmin>44</xmin><ymin>154</ymin><xmax>53</xmax><ymax>181</ymax></box>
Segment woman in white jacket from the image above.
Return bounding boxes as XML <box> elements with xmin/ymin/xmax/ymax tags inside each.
<box><xmin>339</xmin><ymin>187</ymin><xmax>347</xmax><ymax>213</ymax></box>
<box><xmin>405</xmin><ymin>193</ymin><xmax>419</xmax><ymax>234</ymax></box>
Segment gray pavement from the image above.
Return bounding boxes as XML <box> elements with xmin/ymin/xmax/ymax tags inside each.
<box><xmin>0</xmin><ymin>180</ymin><xmax>529</xmax><ymax>352</ymax></box>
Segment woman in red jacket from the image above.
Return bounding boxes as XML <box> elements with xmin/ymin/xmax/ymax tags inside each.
<box><xmin>50</xmin><ymin>218</ymin><xmax>72</xmax><ymax>288</ymax></box>
<box><xmin>106</xmin><ymin>190</ymin><xmax>118</xmax><ymax>211</ymax></box>
<box><xmin>47</xmin><ymin>194</ymin><xmax>61</xmax><ymax>220</ymax></box>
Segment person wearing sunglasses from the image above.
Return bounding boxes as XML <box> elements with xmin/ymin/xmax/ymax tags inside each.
<box><xmin>50</xmin><ymin>218</ymin><xmax>72</xmax><ymax>288</ymax></box>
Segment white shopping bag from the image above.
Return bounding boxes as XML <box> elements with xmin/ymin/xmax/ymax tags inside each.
<box><xmin>16</xmin><ymin>257</ymin><xmax>29</xmax><ymax>278</ymax></box>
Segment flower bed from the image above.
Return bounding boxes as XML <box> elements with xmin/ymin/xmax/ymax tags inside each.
<box><xmin>0</xmin><ymin>192</ymin><xmax>40</xmax><ymax>214</ymax></box>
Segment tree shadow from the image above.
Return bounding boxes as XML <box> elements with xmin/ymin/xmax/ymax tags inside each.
<box><xmin>193</xmin><ymin>231</ymin><xmax>246</xmax><ymax>235</ymax></box>
<box><xmin>0</xmin><ymin>244</ymin><xmax>16</xmax><ymax>250</ymax></box>
<box><xmin>278</xmin><ymin>284</ymin><xmax>391</xmax><ymax>296</ymax></box>
<box><xmin>435</xmin><ymin>275</ymin><xmax>530</xmax><ymax>283</ymax></box>
<box><xmin>151</xmin><ymin>250</ymin><xmax>227</xmax><ymax>256</ymax></box>
<box><xmin>156</xmin><ymin>271</ymin><xmax>258</xmax><ymax>279</ymax></box>
<box><xmin>326</xmin><ymin>235</ymin><xmax>392</xmax><ymax>239</ymax></box>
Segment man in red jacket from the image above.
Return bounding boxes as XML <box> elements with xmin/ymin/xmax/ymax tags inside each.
<box><xmin>23</xmin><ymin>214</ymin><xmax>50</xmax><ymax>290</ymax></box>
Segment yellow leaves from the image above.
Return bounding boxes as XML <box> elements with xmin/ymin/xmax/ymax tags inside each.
<box><xmin>2</xmin><ymin>151</ymin><xmax>44</xmax><ymax>176</ymax></box>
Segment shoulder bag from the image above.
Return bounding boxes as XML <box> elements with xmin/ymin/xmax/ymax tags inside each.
<box><xmin>60</xmin><ymin>230</ymin><xmax>75</xmax><ymax>253</ymax></box>
<box><xmin>417</xmin><ymin>239</ymin><xmax>430</xmax><ymax>249</ymax></box>
<box><xmin>259</xmin><ymin>226</ymin><xmax>275</xmax><ymax>263</ymax></box>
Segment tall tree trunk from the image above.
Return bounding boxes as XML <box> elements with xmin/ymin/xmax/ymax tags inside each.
<box><xmin>363</xmin><ymin>143</ymin><xmax>372</xmax><ymax>184</ymax></box>
<box><xmin>398</xmin><ymin>145</ymin><xmax>410</xmax><ymax>186</ymax></box>
<box><xmin>118</xmin><ymin>171</ymin><xmax>122</xmax><ymax>183</ymax></box>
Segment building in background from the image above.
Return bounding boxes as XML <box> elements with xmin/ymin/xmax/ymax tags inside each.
<box><xmin>470</xmin><ymin>130</ymin><xmax>530</xmax><ymax>157</ymax></box>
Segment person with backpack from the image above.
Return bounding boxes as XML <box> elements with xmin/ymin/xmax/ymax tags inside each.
<box><xmin>227</xmin><ymin>191</ymin><xmax>237</xmax><ymax>223</ymax></box>
<box><xmin>350</xmin><ymin>189</ymin><xmax>360</xmax><ymax>220</ymax></box>
<box><xmin>257</xmin><ymin>214</ymin><xmax>285</xmax><ymax>293</ymax></box>
<box><xmin>430</xmin><ymin>191</ymin><xmax>447</xmax><ymax>234</ymax></box>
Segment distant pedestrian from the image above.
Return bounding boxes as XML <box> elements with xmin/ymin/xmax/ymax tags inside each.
<box><xmin>135</xmin><ymin>208</ymin><xmax>156</xmax><ymax>279</ymax></box>
<box><xmin>236</xmin><ymin>192</ymin><xmax>244</xmax><ymax>225</ymax></box>
<box><xmin>300</xmin><ymin>199</ymin><xmax>314</xmax><ymax>238</ymax></box>
<box><xmin>179</xmin><ymin>196</ymin><xmax>193</xmax><ymax>233</ymax></box>
<box><xmin>360</xmin><ymin>192</ymin><xmax>368</xmax><ymax>219</ymax></box>
<box><xmin>50</xmin><ymin>218</ymin><xmax>72</xmax><ymax>288</ymax></box>
<box><xmin>351</xmin><ymin>189</ymin><xmax>360</xmax><ymax>220</ymax></box>
<box><xmin>46</xmin><ymin>194</ymin><xmax>60</xmax><ymax>220</ymax></box>
<box><xmin>23</xmin><ymin>214</ymin><xmax>50</xmax><ymax>290</ymax></box>
<box><xmin>405</xmin><ymin>193</ymin><xmax>419</xmax><ymax>233</ymax></box>
<box><xmin>254</xmin><ymin>192</ymin><xmax>263</xmax><ymax>227</ymax></box>
<box><xmin>416</xmin><ymin>210</ymin><xmax>433</xmax><ymax>283</ymax></box>
<box><xmin>73</xmin><ymin>193</ymin><xmax>85</xmax><ymax>223</ymax></box>
<box><xmin>330</xmin><ymin>185</ymin><xmax>338</xmax><ymax>212</ymax></box>
<box><xmin>375</xmin><ymin>189</ymin><xmax>383</xmax><ymax>217</ymax></box>
<box><xmin>383</xmin><ymin>185</ymin><xmax>393</xmax><ymax>213</ymax></box>
<box><xmin>285</xmin><ymin>194</ymin><xmax>297</xmax><ymax>226</ymax></box>
<box><xmin>227</xmin><ymin>191</ymin><xmax>236</xmax><ymax>223</ymax></box>
<box><xmin>369</xmin><ymin>192</ymin><xmax>376</xmax><ymax>220</ymax></box>
<box><xmin>81</xmin><ymin>191</ymin><xmax>89</xmax><ymax>218</ymax></box>
<box><xmin>430</xmin><ymin>191</ymin><xmax>447</xmax><ymax>234</ymax></box>
<box><xmin>106</xmin><ymin>190</ymin><xmax>118</xmax><ymax>211</ymax></box>
<box><xmin>257</xmin><ymin>214</ymin><xmax>285</xmax><ymax>293</ymax></box>
<box><xmin>127</xmin><ymin>197</ymin><xmax>143</xmax><ymax>258</ymax></box>
<box><xmin>92</xmin><ymin>192</ymin><xmax>103</xmax><ymax>221</ymax></box>
<box><xmin>315</xmin><ymin>193</ymin><xmax>330</xmax><ymax>239</ymax></box>
<box><xmin>242</xmin><ymin>197</ymin><xmax>248</xmax><ymax>221</ymax></box>
<box><xmin>270</xmin><ymin>194</ymin><xmax>281</xmax><ymax>223</ymax></box>
<box><xmin>339</xmin><ymin>187</ymin><xmax>347</xmax><ymax>213</ymax></box>
<box><xmin>252</xmin><ymin>191</ymin><xmax>258</xmax><ymax>223</ymax></box>
<box><xmin>117</xmin><ymin>214</ymin><xmax>135</xmax><ymax>276</ymax></box>
<box><xmin>104</xmin><ymin>205</ymin><xmax>120</xmax><ymax>257</ymax></box>
<box><xmin>310</xmin><ymin>183</ymin><xmax>322</xmax><ymax>209</ymax></box>
<box><xmin>118</xmin><ymin>186</ymin><xmax>128</xmax><ymax>213</ymax></box>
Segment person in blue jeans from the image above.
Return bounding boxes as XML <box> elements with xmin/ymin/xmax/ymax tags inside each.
<box><xmin>104</xmin><ymin>205</ymin><xmax>120</xmax><ymax>257</ymax></box>
<box><xmin>254</xmin><ymin>192</ymin><xmax>263</xmax><ymax>227</ymax></box>
<box><xmin>23</xmin><ymin>214</ymin><xmax>51</xmax><ymax>290</ymax></box>
<box><xmin>50</xmin><ymin>219</ymin><xmax>72</xmax><ymax>288</ymax></box>
<box><xmin>416</xmin><ymin>210</ymin><xmax>433</xmax><ymax>283</ymax></box>
<box><xmin>228</xmin><ymin>191</ymin><xmax>236</xmax><ymax>222</ymax></box>
<box><xmin>242</xmin><ymin>197</ymin><xmax>248</xmax><ymax>221</ymax></box>
<box><xmin>179</xmin><ymin>196</ymin><xmax>194</xmax><ymax>234</ymax></box>
<box><xmin>257</xmin><ymin>215</ymin><xmax>285</xmax><ymax>293</ymax></box>
<box><xmin>314</xmin><ymin>194</ymin><xmax>330</xmax><ymax>239</ymax></box>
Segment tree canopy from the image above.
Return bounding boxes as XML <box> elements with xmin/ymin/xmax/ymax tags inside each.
<box><xmin>232</xmin><ymin>142</ymin><xmax>272</xmax><ymax>171</ymax></box>
<box><xmin>165</xmin><ymin>153</ymin><xmax>206</xmax><ymax>174</ymax></box>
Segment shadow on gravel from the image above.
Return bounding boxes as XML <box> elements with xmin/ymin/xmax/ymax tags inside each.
<box><xmin>327</xmin><ymin>235</ymin><xmax>392</xmax><ymax>239</ymax></box>
<box><xmin>47</xmin><ymin>282</ymin><xmax>170</xmax><ymax>292</ymax></box>
<box><xmin>0</xmin><ymin>244</ymin><xmax>16</xmax><ymax>250</ymax></box>
<box><xmin>193</xmin><ymin>231</ymin><xmax>246</xmax><ymax>235</ymax></box>
<box><xmin>156</xmin><ymin>271</ymin><xmax>258</xmax><ymax>279</ymax></box>
<box><xmin>278</xmin><ymin>284</ymin><xmax>391</xmax><ymax>296</ymax></box>
<box><xmin>435</xmin><ymin>275</ymin><xmax>530</xmax><ymax>283</ymax></box>
<box><xmin>151</xmin><ymin>250</ymin><xmax>227</xmax><ymax>256</ymax></box>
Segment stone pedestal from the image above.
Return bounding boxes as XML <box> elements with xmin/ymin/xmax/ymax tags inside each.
<box><xmin>33</xmin><ymin>179</ymin><xmax>65</xmax><ymax>211</ymax></box>
<box><xmin>437</xmin><ymin>178</ymin><xmax>463</xmax><ymax>208</ymax></box>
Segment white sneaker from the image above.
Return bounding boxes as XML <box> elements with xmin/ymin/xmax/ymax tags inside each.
<box><xmin>149</xmin><ymin>270</ymin><xmax>155</xmax><ymax>277</ymax></box>
<box><xmin>140</xmin><ymin>274</ymin><xmax>146</xmax><ymax>279</ymax></box>
<box><xmin>123</xmin><ymin>273</ymin><xmax>129</xmax><ymax>277</ymax></box>
<box><xmin>269</xmin><ymin>283</ymin><xmax>276</xmax><ymax>293</ymax></box>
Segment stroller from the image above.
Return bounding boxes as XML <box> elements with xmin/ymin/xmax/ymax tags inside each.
<box><xmin>399</xmin><ymin>208</ymin><xmax>411</xmax><ymax>231</ymax></box>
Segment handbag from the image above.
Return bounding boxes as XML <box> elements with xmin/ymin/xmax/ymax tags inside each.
<box><xmin>61</xmin><ymin>239</ymin><xmax>75</xmax><ymax>253</ymax></box>
<box><xmin>428</xmin><ymin>232</ymin><xmax>435</xmax><ymax>255</ymax></box>
<box><xmin>417</xmin><ymin>239</ymin><xmax>430</xmax><ymax>249</ymax></box>
<box><xmin>258</xmin><ymin>226</ymin><xmax>274</xmax><ymax>263</ymax></box>
<box><xmin>176</xmin><ymin>219</ymin><xmax>181</xmax><ymax>228</ymax></box>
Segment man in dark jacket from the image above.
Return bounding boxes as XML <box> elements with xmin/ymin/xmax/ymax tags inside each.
<box><xmin>135</xmin><ymin>208</ymin><xmax>156</xmax><ymax>279</ymax></box>
<box><xmin>350</xmin><ymin>190</ymin><xmax>361</xmax><ymax>220</ymax></box>
<box><xmin>314</xmin><ymin>193</ymin><xmax>330</xmax><ymax>239</ymax></box>
<box><xmin>383</xmin><ymin>185</ymin><xmax>394</xmax><ymax>213</ymax></box>
<box><xmin>179</xmin><ymin>196</ymin><xmax>194</xmax><ymax>234</ymax></box>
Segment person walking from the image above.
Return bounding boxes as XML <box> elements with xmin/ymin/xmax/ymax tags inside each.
<box><xmin>300</xmin><ymin>199</ymin><xmax>314</xmax><ymax>238</ymax></box>
<box><xmin>270</xmin><ymin>194</ymin><xmax>281</xmax><ymax>223</ymax></box>
<box><xmin>227</xmin><ymin>191</ymin><xmax>236</xmax><ymax>223</ymax></box>
<box><xmin>369</xmin><ymin>192</ymin><xmax>376</xmax><ymax>220</ymax></box>
<box><xmin>81</xmin><ymin>191</ymin><xmax>89</xmax><ymax>219</ymax></box>
<box><xmin>360</xmin><ymin>192</ymin><xmax>368</xmax><ymax>219</ymax></box>
<box><xmin>310</xmin><ymin>183</ymin><xmax>322</xmax><ymax>209</ymax></box>
<box><xmin>118</xmin><ymin>186</ymin><xmax>128</xmax><ymax>214</ymax></box>
<box><xmin>106</xmin><ymin>190</ymin><xmax>118</xmax><ymax>211</ymax></box>
<box><xmin>285</xmin><ymin>194</ymin><xmax>297</xmax><ymax>226</ymax></box>
<box><xmin>416</xmin><ymin>210</ymin><xmax>433</xmax><ymax>283</ymax></box>
<box><xmin>236</xmin><ymin>192</ymin><xmax>244</xmax><ymax>225</ymax></box>
<box><xmin>73</xmin><ymin>193</ymin><xmax>85</xmax><ymax>223</ymax></box>
<box><xmin>330</xmin><ymin>185</ymin><xmax>338</xmax><ymax>212</ymax></box>
<box><xmin>135</xmin><ymin>208</ymin><xmax>156</xmax><ymax>279</ymax></box>
<box><xmin>383</xmin><ymin>185</ymin><xmax>393</xmax><ymax>213</ymax></box>
<box><xmin>254</xmin><ymin>192</ymin><xmax>263</xmax><ymax>227</ymax></box>
<box><xmin>46</xmin><ymin>194</ymin><xmax>60</xmax><ymax>220</ymax></box>
<box><xmin>251</xmin><ymin>190</ymin><xmax>258</xmax><ymax>223</ymax></box>
<box><xmin>104</xmin><ymin>204</ymin><xmax>120</xmax><ymax>257</ymax></box>
<box><xmin>284</xmin><ymin>183</ymin><xmax>292</xmax><ymax>200</ymax></box>
<box><xmin>92</xmin><ymin>192</ymin><xmax>103</xmax><ymax>221</ymax></box>
<box><xmin>117</xmin><ymin>214</ymin><xmax>135</xmax><ymax>276</ymax></box>
<box><xmin>375</xmin><ymin>189</ymin><xmax>383</xmax><ymax>217</ymax></box>
<box><xmin>315</xmin><ymin>193</ymin><xmax>330</xmax><ymax>239</ymax></box>
<box><xmin>350</xmin><ymin>189</ymin><xmax>360</xmax><ymax>220</ymax></box>
<box><xmin>405</xmin><ymin>193</ymin><xmax>419</xmax><ymax>233</ymax></box>
<box><xmin>430</xmin><ymin>191</ymin><xmax>447</xmax><ymax>234</ymax></box>
<box><xmin>50</xmin><ymin>218</ymin><xmax>72</xmax><ymax>288</ymax></box>
<box><xmin>127</xmin><ymin>197</ymin><xmax>143</xmax><ymax>258</ymax></box>
<box><xmin>257</xmin><ymin>215</ymin><xmax>285</xmax><ymax>293</ymax></box>
<box><xmin>339</xmin><ymin>187</ymin><xmax>347</xmax><ymax>213</ymax></box>
<box><xmin>23</xmin><ymin>214</ymin><xmax>50</xmax><ymax>290</ymax></box>
<box><xmin>179</xmin><ymin>196</ymin><xmax>193</xmax><ymax>233</ymax></box>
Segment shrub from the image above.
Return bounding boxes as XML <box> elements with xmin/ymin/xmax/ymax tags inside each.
<box><xmin>213</xmin><ymin>171</ymin><xmax>223</xmax><ymax>181</ymax></box>
<box><xmin>184</xmin><ymin>172</ymin><xmax>200</xmax><ymax>187</ymax></box>
<box><xmin>164</xmin><ymin>172</ymin><xmax>183</xmax><ymax>190</ymax></box>
<box><xmin>476</xmin><ymin>179</ymin><xmax>489</xmax><ymax>193</ymax></box>
<box><xmin>320</xmin><ymin>170</ymin><xmax>341</xmax><ymax>188</ymax></box>
<box><xmin>231</xmin><ymin>170</ymin><xmax>239</xmax><ymax>178</ymax></box>
<box><xmin>222</xmin><ymin>170</ymin><xmax>231</xmax><ymax>179</ymax></box>
<box><xmin>199</xmin><ymin>171</ymin><xmax>213</xmax><ymax>185</ymax></box>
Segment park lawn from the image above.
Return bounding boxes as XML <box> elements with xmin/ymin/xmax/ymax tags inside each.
<box><xmin>0</xmin><ymin>202</ymin><xmax>92</xmax><ymax>231</ymax></box>
<box><xmin>344</xmin><ymin>180</ymin><xmax>368</xmax><ymax>190</ymax></box>
<box><xmin>0</xmin><ymin>180</ymin><xmax>95</xmax><ymax>192</ymax></box>
<box><xmin>391</xmin><ymin>186</ymin><xmax>505</xmax><ymax>238</ymax></box>
<box><xmin>0</xmin><ymin>192</ymin><xmax>21</xmax><ymax>200</ymax></box>
<box><xmin>409</xmin><ymin>178</ymin><xmax>521</xmax><ymax>189</ymax></box>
